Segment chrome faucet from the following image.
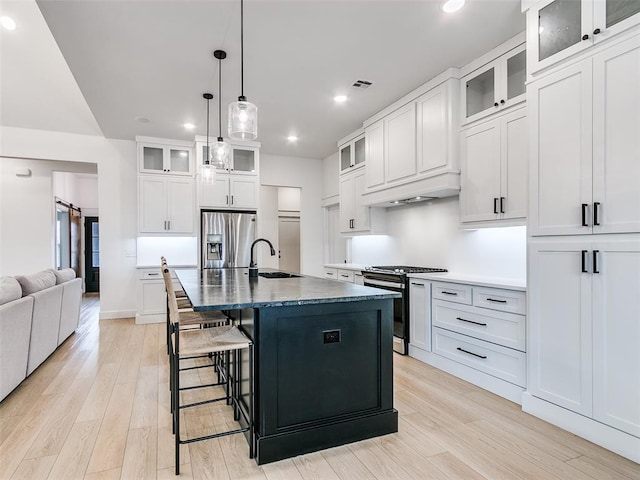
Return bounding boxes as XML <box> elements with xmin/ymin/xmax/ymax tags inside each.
<box><xmin>249</xmin><ymin>238</ymin><xmax>276</xmax><ymax>277</ymax></box>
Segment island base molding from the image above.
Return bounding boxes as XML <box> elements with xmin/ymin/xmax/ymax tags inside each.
<box><xmin>255</xmin><ymin>409</ymin><xmax>398</xmax><ymax>465</ymax></box>
<box><xmin>522</xmin><ymin>393</ymin><xmax>640</xmax><ymax>463</ymax></box>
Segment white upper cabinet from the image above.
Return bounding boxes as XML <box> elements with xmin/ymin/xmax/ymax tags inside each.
<box><xmin>530</xmin><ymin>34</ymin><xmax>640</xmax><ymax>236</ymax></box>
<box><xmin>338</xmin><ymin>131</ymin><xmax>366</xmax><ymax>175</ymax></box>
<box><xmin>361</xmin><ymin>75</ymin><xmax>461</xmax><ymax>205</ymax></box>
<box><xmin>199</xmin><ymin>175</ymin><xmax>259</xmax><ymax>210</ymax></box>
<box><xmin>138</xmin><ymin>176</ymin><xmax>195</xmax><ymax>234</ymax></box>
<box><xmin>461</xmin><ymin>108</ymin><xmax>528</xmax><ymax>225</ymax></box>
<box><xmin>384</xmin><ymin>102</ymin><xmax>417</xmax><ymax>183</ymax></box>
<box><xmin>365</xmin><ymin>121</ymin><xmax>385</xmax><ymax>189</ymax></box>
<box><xmin>462</xmin><ymin>44</ymin><xmax>526</xmax><ymax>125</ymax></box>
<box><xmin>138</xmin><ymin>142</ymin><xmax>193</xmax><ymax>176</ymax></box>
<box><xmin>339</xmin><ymin>169</ymin><xmax>385</xmax><ymax>235</ymax></box>
<box><xmin>527</xmin><ymin>0</ymin><xmax>640</xmax><ymax>75</ymax></box>
<box><xmin>195</xmin><ymin>140</ymin><xmax>259</xmax><ymax>176</ymax></box>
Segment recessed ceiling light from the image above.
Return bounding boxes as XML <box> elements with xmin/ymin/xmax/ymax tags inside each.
<box><xmin>1</xmin><ymin>16</ymin><xmax>17</xmax><ymax>31</ymax></box>
<box><xmin>135</xmin><ymin>116</ymin><xmax>150</xmax><ymax>123</ymax></box>
<box><xmin>287</xmin><ymin>135</ymin><xmax>298</xmax><ymax>142</ymax></box>
<box><xmin>334</xmin><ymin>95</ymin><xmax>347</xmax><ymax>103</ymax></box>
<box><xmin>184</xmin><ymin>123</ymin><xmax>195</xmax><ymax>130</ymax></box>
<box><xmin>0</xmin><ymin>15</ymin><xmax>16</xmax><ymax>30</ymax></box>
<box><xmin>442</xmin><ymin>0</ymin><xmax>465</xmax><ymax>13</ymax></box>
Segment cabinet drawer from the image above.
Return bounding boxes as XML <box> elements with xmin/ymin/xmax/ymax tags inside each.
<box><xmin>337</xmin><ymin>269</ymin><xmax>355</xmax><ymax>283</ymax></box>
<box><xmin>473</xmin><ymin>287</ymin><xmax>526</xmax><ymax>315</ymax></box>
<box><xmin>433</xmin><ymin>327</ymin><xmax>526</xmax><ymax>387</ymax></box>
<box><xmin>432</xmin><ymin>300</ymin><xmax>525</xmax><ymax>352</ymax></box>
<box><xmin>432</xmin><ymin>282</ymin><xmax>472</xmax><ymax>305</ymax></box>
<box><xmin>139</xmin><ymin>268</ymin><xmax>177</xmax><ymax>280</ymax></box>
<box><xmin>323</xmin><ymin>268</ymin><xmax>338</xmax><ymax>280</ymax></box>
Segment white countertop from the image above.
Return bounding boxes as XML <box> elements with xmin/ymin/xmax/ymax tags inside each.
<box><xmin>407</xmin><ymin>272</ymin><xmax>526</xmax><ymax>291</ymax></box>
<box><xmin>323</xmin><ymin>263</ymin><xmax>367</xmax><ymax>272</ymax></box>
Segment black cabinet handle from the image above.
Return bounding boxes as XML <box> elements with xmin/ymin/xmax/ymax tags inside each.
<box><xmin>593</xmin><ymin>28</ymin><xmax>601</xmax><ymax>35</ymax></box>
<box><xmin>500</xmin><ymin>197</ymin><xmax>505</xmax><ymax>214</ymax></box>
<box><xmin>582</xmin><ymin>34</ymin><xmax>590</xmax><ymax>41</ymax></box>
<box><xmin>593</xmin><ymin>202</ymin><xmax>600</xmax><ymax>226</ymax></box>
<box><xmin>493</xmin><ymin>198</ymin><xmax>499</xmax><ymax>214</ymax></box>
<box><xmin>582</xmin><ymin>203</ymin><xmax>589</xmax><ymax>226</ymax></box>
<box><xmin>593</xmin><ymin>250</ymin><xmax>600</xmax><ymax>274</ymax></box>
<box><xmin>500</xmin><ymin>99</ymin><xmax>505</xmax><ymax>105</ymax></box>
<box><xmin>486</xmin><ymin>298</ymin><xmax>507</xmax><ymax>303</ymax></box>
<box><xmin>457</xmin><ymin>347</ymin><xmax>487</xmax><ymax>359</ymax></box>
<box><xmin>581</xmin><ymin>250</ymin><xmax>588</xmax><ymax>273</ymax></box>
<box><xmin>456</xmin><ymin>317</ymin><xmax>487</xmax><ymax>327</ymax></box>
<box><xmin>494</xmin><ymin>102</ymin><xmax>499</xmax><ymax>107</ymax></box>
<box><xmin>226</xmin><ymin>195</ymin><xmax>229</xmax><ymax>205</ymax></box>
<box><xmin>441</xmin><ymin>291</ymin><xmax>458</xmax><ymax>296</ymax></box>
<box><xmin>411</xmin><ymin>282</ymin><xmax>425</xmax><ymax>286</ymax></box>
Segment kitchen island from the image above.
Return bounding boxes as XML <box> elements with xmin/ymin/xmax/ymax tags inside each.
<box><xmin>175</xmin><ymin>268</ymin><xmax>399</xmax><ymax>465</ymax></box>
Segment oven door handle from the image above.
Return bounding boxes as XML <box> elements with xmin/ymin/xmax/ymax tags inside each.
<box><xmin>363</xmin><ymin>279</ymin><xmax>405</xmax><ymax>290</ymax></box>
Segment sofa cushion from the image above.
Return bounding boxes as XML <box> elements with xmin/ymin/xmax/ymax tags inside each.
<box><xmin>15</xmin><ymin>270</ymin><xmax>56</xmax><ymax>295</ymax></box>
<box><xmin>50</xmin><ymin>268</ymin><xmax>76</xmax><ymax>285</ymax></box>
<box><xmin>0</xmin><ymin>277</ymin><xmax>22</xmax><ymax>305</ymax></box>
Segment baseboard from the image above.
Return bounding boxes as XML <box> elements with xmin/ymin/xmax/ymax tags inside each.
<box><xmin>522</xmin><ymin>393</ymin><xmax>640</xmax><ymax>463</ymax></box>
<box><xmin>135</xmin><ymin>313</ymin><xmax>165</xmax><ymax>324</ymax></box>
<box><xmin>99</xmin><ymin>310</ymin><xmax>136</xmax><ymax>320</ymax></box>
<box><xmin>409</xmin><ymin>346</ymin><xmax>524</xmax><ymax>404</ymax></box>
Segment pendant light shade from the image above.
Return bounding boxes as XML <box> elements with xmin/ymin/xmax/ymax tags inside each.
<box><xmin>228</xmin><ymin>0</ymin><xmax>257</xmax><ymax>140</ymax></box>
<box><xmin>228</xmin><ymin>99</ymin><xmax>257</xmax><ymax>140</ymax></box>
<box><xmin>211</xmin><ymin>50</ymin><xmax>231</xmax><ymax>168</ymax></box>
<box><xmin>201</xmin><ymin>92</ymin><xmax>216</xmax><ymax>185</ymax></box>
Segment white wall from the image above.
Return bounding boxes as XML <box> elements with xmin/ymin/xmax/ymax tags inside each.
<box><xmin>0</xmin><ymin>126</ymin><xmax>138</xmax><ymax>319</ymax></box>
<box><xmin>351</xmin><ymin>196</ymin><xmax>527</xmax><ymax>280</ymax></box>
<box><xmin>278</xmin><ymin>187</ymin><xmax>301</xmax><ymax>212</ymax></box>
<box><xmin>0</xmin><ymin>158</ymin><xmax>97</xmax><ymax>276</ymax></box>
<box><xmin>260</xmin><ymin>153</ymin><xmax>323</xmax><ymax>277</ymax></box>
<box><xmin>257</xmin><ymin>185</ymin><xmax>280</xmax><ymax>269</ymax></box>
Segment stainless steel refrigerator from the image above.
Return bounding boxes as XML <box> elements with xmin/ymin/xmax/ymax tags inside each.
<box><xmin>201</xmin><ymin>210</ymin><xmax>257</xmax><ymax>268</ymax></box>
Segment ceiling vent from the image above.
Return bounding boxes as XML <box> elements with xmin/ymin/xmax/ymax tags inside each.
<box><xmin>352</xmin><ymin>80</ymin><xmax>373</xmax><ymax>89</ymax></box>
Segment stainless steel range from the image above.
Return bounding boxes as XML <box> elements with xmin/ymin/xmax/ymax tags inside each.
<box><xmin>362</xmin><ymin>266</ymin><xmax>447</xmax><ymax>354</ymax></box>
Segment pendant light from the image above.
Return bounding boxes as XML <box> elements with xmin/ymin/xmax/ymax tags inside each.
<box><xmin>201</xmin><ymin>93</ymin><xmax>215</xmax><ymax>184</ymax></box>
<box><xmin>228</xmin><ymin>0</ymin><xmax>257</xmax><ymax>140</ymax></box>
<box><xmin>210</xmin><ymin>50</ymin><xmax>231</xmax><ymax>169</ymax></box>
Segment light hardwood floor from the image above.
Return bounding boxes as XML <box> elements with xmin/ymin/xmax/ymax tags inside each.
<box><xmin>1</xmin><ymin>295</ymin><xmax>638</xmax><ymax>479</ymax></box>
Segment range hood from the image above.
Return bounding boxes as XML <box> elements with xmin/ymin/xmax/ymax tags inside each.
<box><xmin>361</xmin><ymin>171</ymin><xmax>460</xmax><ymax>208</ymax></box>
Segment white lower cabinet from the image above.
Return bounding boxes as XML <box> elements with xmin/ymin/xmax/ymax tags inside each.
<box><xmin>409</xmin><ymin>277</ymin><xmax>527</xmax><ymax>402</ymax></box>
<box><xmin>409</xmin><ymin>280</ymin><xmax>431</xmax><ymax>352</ymax></box>
<box><xmin>323</xmin><ymin>267</ymin><xmax>337</xmax><ymax>280</ymax></box>
<box><xmin>137</xmin><ymin>268</ymin><xmax>170</xmax><ymax>324</ymax></box>
<box><xmin>528</xmin><ymin>238</ymin><xmax>640</xmax><ymax>437</ymax></box>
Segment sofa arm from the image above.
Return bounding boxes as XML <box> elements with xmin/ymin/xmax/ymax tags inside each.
<box><xmin>0</xmin><ymin>296</ymin><xmax>34</xmax><ymax>401</ymax></box>
<box><xmin>58</xmin><ymin>278</ymin><xmax>82</xmax><ymax>345</ymax></box>
<box><xmin>27</xmin><ymin>285</ymin><xmax>63</xmax><ymax>375</ymax></box>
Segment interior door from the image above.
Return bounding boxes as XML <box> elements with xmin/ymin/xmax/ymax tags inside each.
<box><xmin>84</xmin><ymin>216</ymin><xmax>100</xmax><ymax>293</ymax></box>
<box><xmin>278</xmin><ymin>216</ymin><xmax>300</xmax><ymax>274</ymax></box>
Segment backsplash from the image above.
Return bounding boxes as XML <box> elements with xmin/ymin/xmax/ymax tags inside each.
<box><xmin>351</xmin><ymin>196</ymin><xmax>526</xmax><ymax>280</ymax></box>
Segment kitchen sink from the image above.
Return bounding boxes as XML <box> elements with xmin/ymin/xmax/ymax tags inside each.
<box><xmin>258</xmin><ymin>272</ymin><xmax>301</xmax><ymax>279</ymax></box>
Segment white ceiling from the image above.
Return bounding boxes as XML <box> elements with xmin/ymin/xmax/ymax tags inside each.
<box><xmin>2</xmin><ymin>0</ymin><xmax>525</xmax><ymax>159</ymax></box>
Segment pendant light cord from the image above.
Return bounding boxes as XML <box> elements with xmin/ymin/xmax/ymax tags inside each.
<box><xmin>240</xmin><ymin>0</ymin><xmax>244</xmax><ymax>99</ymax></box>
<box><xmin>218</xmin><ymin>58</ymin><xmax>223</xmax><ymax>138</ymax></box>
<box><xmin>206</xmin><ymin>96</ymin><xmax>210</xmax><ymax>164</ymax></box>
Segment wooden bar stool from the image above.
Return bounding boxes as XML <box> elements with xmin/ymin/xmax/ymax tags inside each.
<box><xmin>167</xmin><ymin>279</ymin><xmax>254</xmax><ymax>475</ymax></box>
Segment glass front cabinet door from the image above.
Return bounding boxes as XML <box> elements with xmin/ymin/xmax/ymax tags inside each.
<box><xmin>462</xmin><ymin>44</ymin><xmax>526</xmax><ymax>124</ymax></box>
<box><xmin>139</xmin><ymin>143</ymin><xmax>193</xmax><ymax>176</ymax></box>
<box><xmin>528</xmin><ymin>0</ymin><xmax>640</xmax><ymax>75</ymax></box>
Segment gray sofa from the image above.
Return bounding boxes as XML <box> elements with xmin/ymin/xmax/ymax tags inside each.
<box><xmin>0</xmin><ymin>269</ymin><xmax>82</xmax><ymax>401</ymax></box>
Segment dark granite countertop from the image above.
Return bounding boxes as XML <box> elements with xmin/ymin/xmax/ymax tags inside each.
<box><xmin>174</xmin><ymin>268</ymin><xmax>400</xmax><ymax>311</ymax></box>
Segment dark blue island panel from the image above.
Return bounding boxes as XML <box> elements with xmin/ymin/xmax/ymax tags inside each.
<box><xmin>241</xmin><ymin>298</ymin><xmax>397</xmax><ymax>465</ymax></box>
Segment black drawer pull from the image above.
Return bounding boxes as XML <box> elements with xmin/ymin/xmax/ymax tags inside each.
<box><xmin>581</xmin><ymin>250</ymin><xmax>588</xmax><ymax>273</ymax></box>
<box><xmin>340</xmin><ymin>274</ymin><xmax>349</xmax><ymax>278</ymax></box>
<box><xmin>493</xmin><ymin>197</ymin><xmax>499</xmax><ymax>214</ymax></box>
<box><xmin>593</xmin><ymin>250</ymin><xmax>600</xmax><ymax>274</ymax></box>
<box><xmin>148</xmin><ymin>273</ymin><xmax>159</xmax><ymax>276</ymax></box>
<box><xmin>411</xmin><ymin>282</ymin><xmax>425</xmax><ymax>286</ymax></box>
<box><xmin>486</xmin><ymin>298</ymin><xmax>507</xmax><ymax>303</ymax></box>
<box><xmin>593</xmin><ymin>202</ymin><xmax>600</xmax><ymax>226</ymax></box>
<box><xmin>457</xmin><ymin>347</ymin><xmax>487</xmax><ymax>359</ymax></box>
<box><xmin>456</xmin><ymin>317</ymin><xmax>487</xmax><ymax>326</ymax></box>
<box><xmin>441</xmin><ymin>291</ymin><xmax>458</xmax><ymax>296</ymax></box>
<box><xmin>581</xmin><ymin>203</ymin><xmax>589</xmax><ymax>226</ymax></box>
<box><xmin>500</xmin><ymin>197</ymin><xmax>505</xmax><ymax>214</ymax></box>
